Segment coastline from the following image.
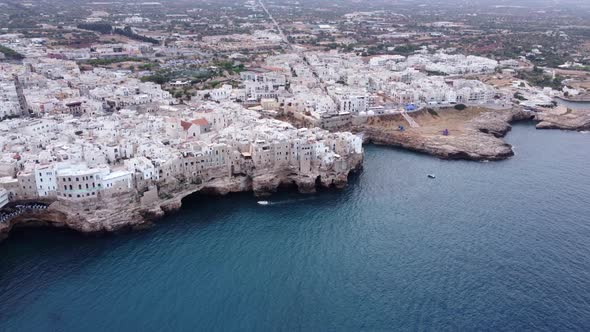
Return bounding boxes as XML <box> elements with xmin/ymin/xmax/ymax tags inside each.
<box><xmin>0</xmin><ymin>157</ymin><xmax>363</xmax><ymax>243</ymax></box>
<box><xmin>350</xmin><ymin>104</ymin><xmax>589</xmax><ymax>161</ymax></box>
<box><xmin>1</xmin><ymin>105</ymin><xmax>588</xmax><ymax>243</ymax></box>
<box><xmin>353</xmin><ymin>106</ymin><xmax>534</xmax><ymax>161</ymax></box>
<box><xmin>555</xmin><ymin>95</ymin><xmax>590</xmax><ymax>103</ymax></box>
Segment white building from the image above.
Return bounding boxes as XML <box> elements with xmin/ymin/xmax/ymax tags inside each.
<box><xmin>125</xmin><ymin>157</ymin><xmax>158</xmax><ymax>181</ymax></box>
<box><xmin>56</xmin><ymin>164</ymin><xmax>107</xmax><ymax>200</ymax></box>
<box><xmin>328</xmin><ymin>87</ymin><xmax>369</xmax><ymax>114</ymax></box>
<box><xmin>101</xmin><ymin>170</ymin><xmax>133</xmax><ymax>192</ymax></box>
<box><xmin>34</xmin><ymin>164</ymin><xmax>57</xmax><ymax>197</ymax></box>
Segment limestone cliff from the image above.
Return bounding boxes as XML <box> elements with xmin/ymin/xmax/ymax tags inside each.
<box><xmin>535</xmin><ymin>107</ymin><xmax>590</xmax><ymax>131</ymax></box>
<box><xmin>356</xmin><ymin>107</ymin><xmax>533</xmax><ymax>161</ymax></box>
<box><xmin>0</xmin><ymin>154</ymin><xmax>363</xmax><ymax>242</ymax></box>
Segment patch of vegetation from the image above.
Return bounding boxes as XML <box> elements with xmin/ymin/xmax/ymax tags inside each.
<box><xmin>190</xmin><ymin>70</ymin><xmax>217</xmax><ymax>84</ymax></box>
<box><xmin>392</xmin><ymin>44</ymin><xmax>419</xmax><ymax>56</ymax></box>
<box><xmin>454</xmin><ymin>104</ymin><xmax>467</xmax><ymax>111</ymax></box>
<box><xmin>77</xmin><ymin>23</ymin><xmax>113</xmax><ymax>34</ymax></box>
<box><xmin>513</xmin><ymin>92</ymin><xmax>528</xmax><ymax>101</ymax></box>
<box><xmin>203</xmin><ymin>81</ymin><xmax>222</xmax><ymax>89</ymax></box>
<box><xmin>141</xmin><ymin>71</ymin><xmax>172</xmax><ymax>85</ymax></box>
<box><xmin>114</xmin><ymin>26</ymin><xmax>159</xmax><ymax>45</ymax></box>
<box><xmin>214</xmin><ymin>61</ymin><xmax>245</xmax><ymax>75</ymax></box>
<box><xmin>78</xmin><ymin>23</ymin><xmax>159</xmax><ymax>45</ymax></box>
<box><xmin>517</xmin><ymin>66</ymin><xmax>563</xmax><ymax>89</ymax></box>
<box><xmin>427</xmin><ymin>108</ymin><xmax>439</xmax><ymax>116</ymax></box>
<box><xmin>0</xmin><ymin>45</ymin><xmax>24</xmax><ymax>60</ymax></box>
<box><xmin>425</xmin><ymin>70</ymin><xmax>448</xmax><ymax>76</ymax></box>
<box><xmin>141</xmin><ymin>66</ymin><xmax>220</xmax><ymax>86</ymax></box>
<box><xmin>133</xmin><ymin>63</ymin><xmax>157</xmax><ymax>71</ymax></box>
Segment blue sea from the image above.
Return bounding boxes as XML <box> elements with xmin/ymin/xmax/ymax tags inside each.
<box><xmin>1</xmin><ymin>123</ymin><xmax>590</xmax><ymax>331</ymax></box>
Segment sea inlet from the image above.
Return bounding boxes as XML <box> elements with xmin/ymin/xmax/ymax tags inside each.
<box><xmin>1</xmin><ymin>122</ymin><xmax>590</xmax><ymax>331</ymax></box>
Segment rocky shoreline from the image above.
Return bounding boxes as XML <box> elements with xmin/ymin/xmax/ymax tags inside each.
<box><xmin>2</xmin><ymin>105</ymin><xmax>588</xmax><ymax>243</ymax></box>
<box><xmin>555</xmin><ymin>95</ymin><xmax>590</xmax><ymax>103</ymax></box>
<box><xmin>352</xmin><ymin>105</ymin><xmax>589</xmax><ymax>161</ymax></box>
<box><xmin>0</xmin><ymin>157</ymin><xmax>363</xmax><ymax>243</ymax></box>
<box><xmin>535</xmin><ymin>107</ymin><xmax>590</xmax><ymax>131</ymax></box>
<box><xmin>353</xmin><ymin>107</ymin><xmax>534</xmax><ymax>161</ymax></box>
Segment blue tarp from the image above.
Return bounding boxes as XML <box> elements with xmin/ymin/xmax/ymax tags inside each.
<box><xmin>404</xmin><ymin>104</ymin><xmax>416</xmax><ymax>111</ymax></box>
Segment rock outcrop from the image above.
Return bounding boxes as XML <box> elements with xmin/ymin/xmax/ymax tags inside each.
<box><xmin>357</xmin><ymin>106</ymin><xmax>532</xmax><ymax>161</ymax></box>
<box><xmin>535</xmin><ymin>107</ymin><xmax>590</xmax><ymax>131</ymax></box>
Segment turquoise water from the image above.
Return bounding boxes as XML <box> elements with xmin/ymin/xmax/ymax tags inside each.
<box><xmin>1</xmin><ymin>123</ymin><xmax>590</xmax><ymax>331</ymax></box>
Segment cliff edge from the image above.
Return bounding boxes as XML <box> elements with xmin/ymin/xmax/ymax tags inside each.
<box><xmin>355</xmin><ymin>106</ymin><xmax>532</xmax><ymax>161</ymax></box>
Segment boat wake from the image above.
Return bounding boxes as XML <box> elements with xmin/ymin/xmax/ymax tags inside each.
<box><xmin>257</xmin><ymin>197</ymin><xmax>316</xmax><ymax>206</ymax></box>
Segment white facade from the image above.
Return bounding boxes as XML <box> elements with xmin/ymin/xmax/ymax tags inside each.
<box><xmin>0</xmin><ymin>188</ymin><xmax>8</xmax><ymax>208</ymax></box>
<box><xmin>34</xmin><ymin>164</ymin><xmax>57</xmax><ymax>197</ymax></box>
<box><xmin>56</xmin><ymin>165</ymin><xmax>106</xmax><ymax>200</ymax></box>
<box><xmin>101</xmin><ymin>170</ymin><xmax>133</xmax><ymax>191</ymax></box>
<box><xmin>125</xmin><ymin>157</ymin><xmax>158</xmax><ymax>181</ymax></box>
<box><xmin>0</xmin><ymin>81</ymin><xmax>22</xmax><ymax>119</ymax></box>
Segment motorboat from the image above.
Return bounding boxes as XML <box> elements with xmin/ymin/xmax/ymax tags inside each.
<box><xmin>257</xmin><ymin>201</ymin><xmax>270</xmax><ymax>205</ymax></box>
<box><xmin>427</xmin><ymin>174</ymin><xmax>436</xmax><ymax>179</ymax></box>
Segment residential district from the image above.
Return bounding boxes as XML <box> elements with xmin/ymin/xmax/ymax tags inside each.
<box><xmin>0</xmin><ymin>48</ymin><xmax>507</xmax><ymax>210</ymax></box>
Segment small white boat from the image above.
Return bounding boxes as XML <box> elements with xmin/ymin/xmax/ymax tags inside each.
<box><xmin>427</xmin><ymin>174</ymin><xmax>436</xmax><ymax>179</ymax></box>
<box><xmin>257</xmin><ymin>201</ymin><xmax>270</xmax><ymax>205</ymax></box>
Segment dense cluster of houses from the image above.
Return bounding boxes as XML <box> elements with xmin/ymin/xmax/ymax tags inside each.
<box><xmin>0</xmin><ymin>58</ymin><xmax>176</xmax><ymax>121</ymax></box>
<box><xmin>0</xmin><ymin>58</ymin><xmax>362</xmax><ymax>205</ymax></box>
<box><xmin>0</xmin><ymin>102</ymin><xmax>361</xmax><ymax>204</ymax></box>
<box><xmin>195</xmin><ymin>51</ymin><xmax>503</xmax><ymax>129</ymax></box>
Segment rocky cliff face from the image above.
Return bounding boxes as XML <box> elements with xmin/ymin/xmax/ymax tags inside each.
<box><xmin>0</xmin><ymin>194</ymin><xmax>155</xmax><ymax>241</ymax></box>
<box><xmin>0</xmin><ymin>209</ymin><xmax>71</xmax><ymax>242</ymax></box>
<box><xmin>362</xmin><ymin>126</ymin><xmax>516</xmax><ymax>161</ymax></box>
<box><xmin>0</xmin><ymin>153</ymin><xmax>363</xmax><ymax>242</ymax></box>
